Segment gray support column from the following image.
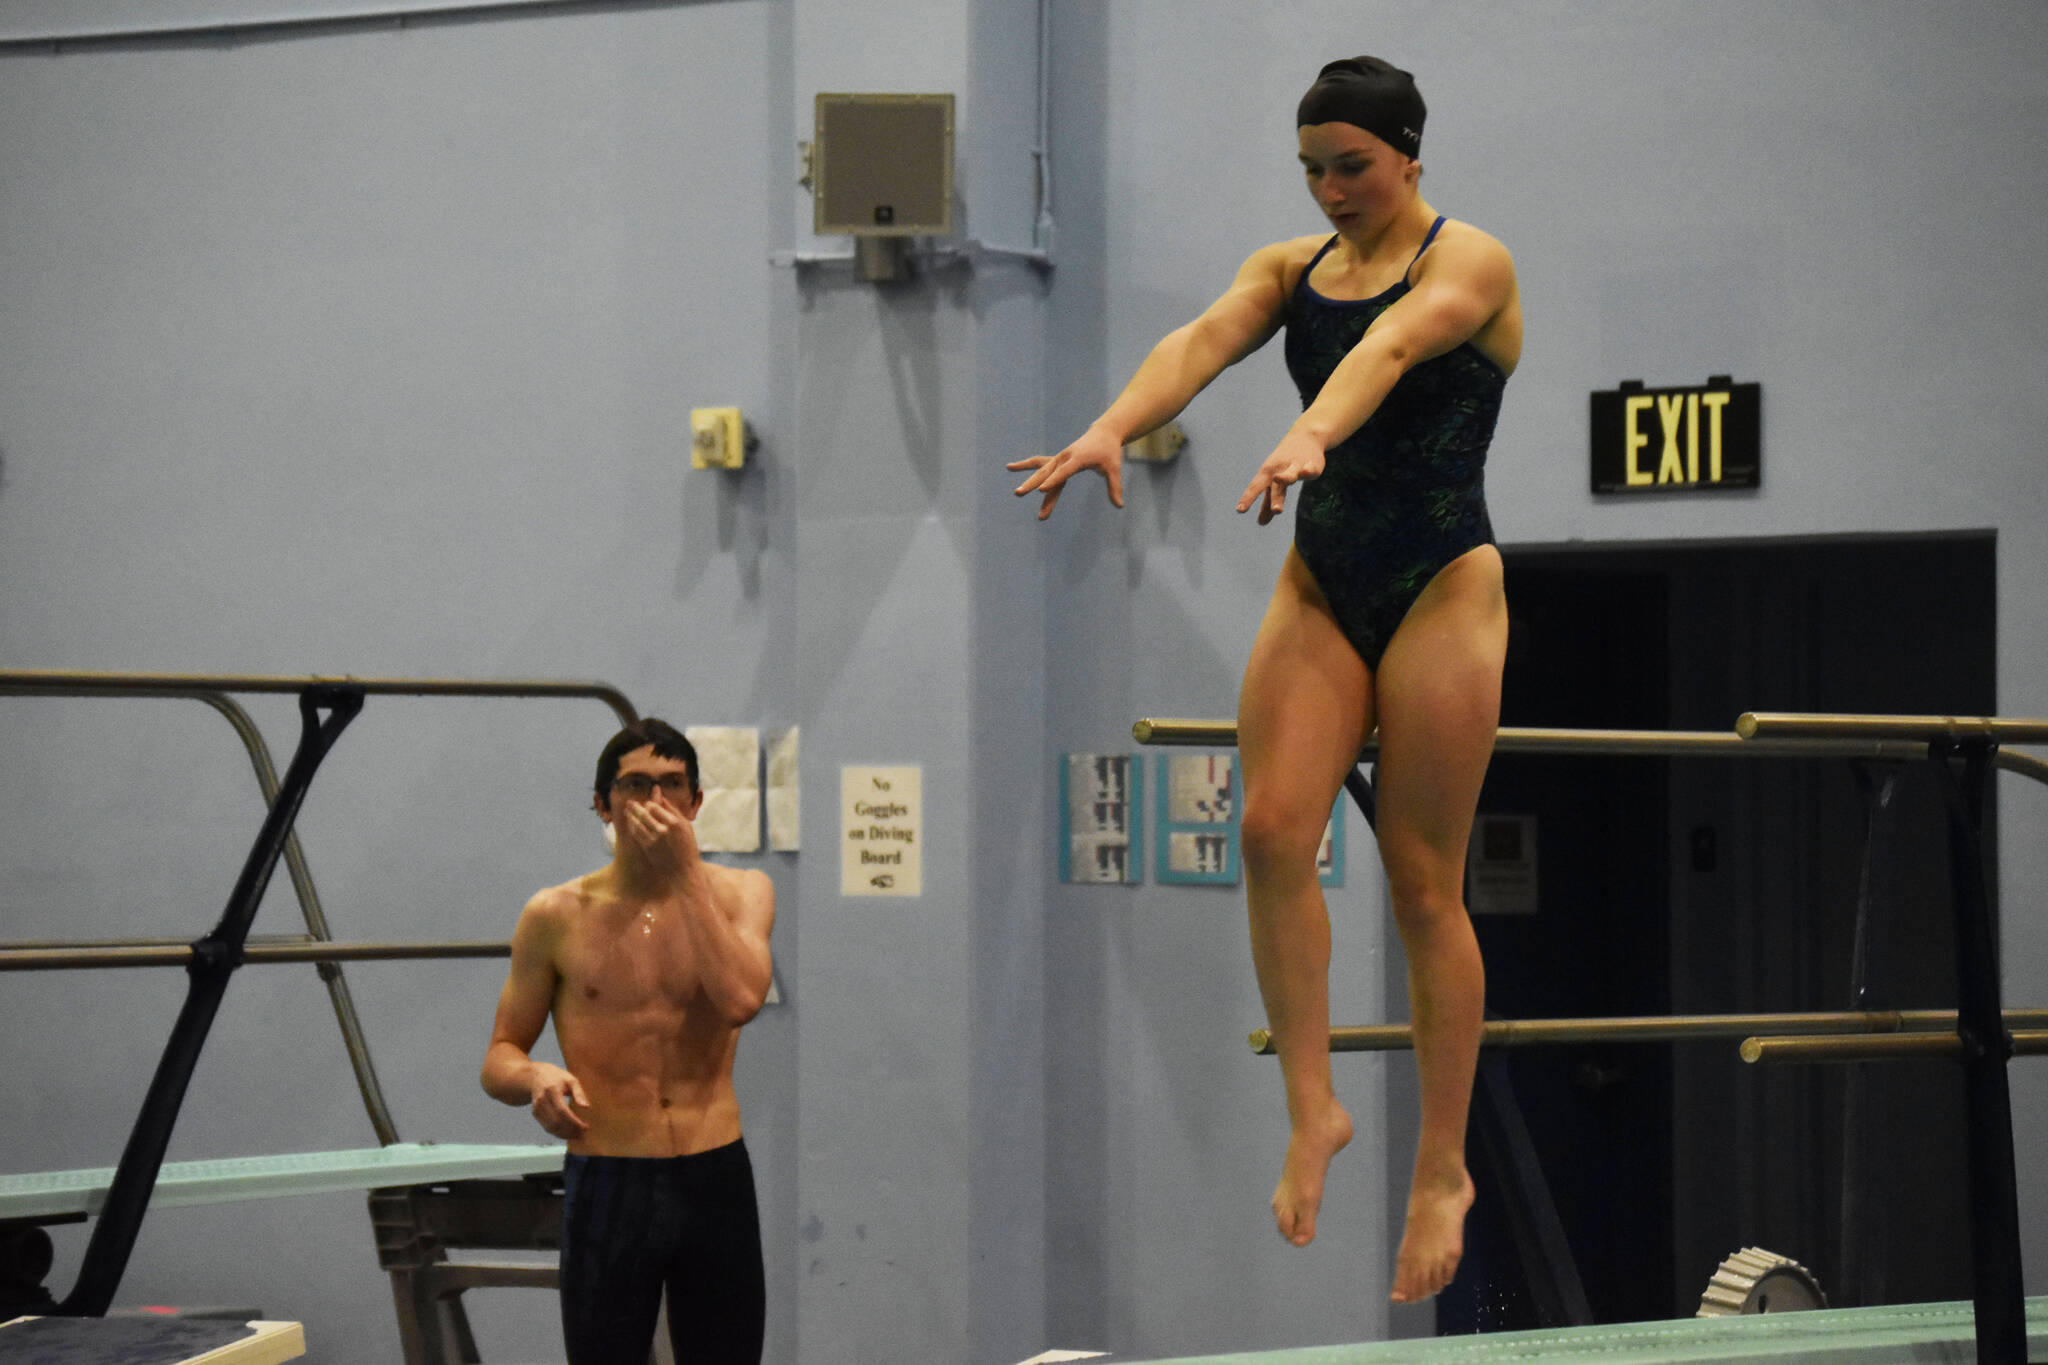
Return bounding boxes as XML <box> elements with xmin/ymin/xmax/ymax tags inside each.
<box><xmin>786</xmin><ymin>4</ymin><xmax>1051</xmax><ymax>1361</ymax></box>
<box><xmin>964</xmin><ymin>2</ymin><xmax>1053</xmax><ymax>1355</ymax></box>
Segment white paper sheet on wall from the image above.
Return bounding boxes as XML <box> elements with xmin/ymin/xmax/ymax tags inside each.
<box><xmin>684</xmin><ymin>726</ymin><xmax>760</xmax><ymax>853</ymax></box>
<box><xmin>767</xmin><ymin>726</ymin><xmax>800</xmax><ymax>851</ymax></box>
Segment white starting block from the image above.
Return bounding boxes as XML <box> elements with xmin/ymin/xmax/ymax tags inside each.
<box><xmin>0</xmin><ymin>1315</ymin><xmax>305</xmax><ymax>1363</ymax></box>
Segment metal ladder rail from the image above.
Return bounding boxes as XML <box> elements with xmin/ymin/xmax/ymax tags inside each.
<box><xmin>1</xmin><ymin>681</ymin><xmax>401</xmax><ymax>1144</ymax></box>
<box><xmin>0</xmin><ymin>671</ymin><xmax>640</xmax><ymax>1323</ymax></box>
<box><xmin>0</xmin><ymin>670</ymin><xmax>640</xmax><ymax>1147</ymax></box>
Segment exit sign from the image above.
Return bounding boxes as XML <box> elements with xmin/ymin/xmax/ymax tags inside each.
<box><xmin>1590</xmin><ymin>377</ymin><xmax>1760</xmax><ymax>494</ymax></box>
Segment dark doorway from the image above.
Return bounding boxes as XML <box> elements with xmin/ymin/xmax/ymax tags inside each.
<box><xmin>1419</xmin><ymin>531</ymin><xmax>1996</xmax><ymax>1331</ymax></box>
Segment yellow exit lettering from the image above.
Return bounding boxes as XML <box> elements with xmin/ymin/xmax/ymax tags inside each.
<box><xmin>1623</xmin><ymin>389</ymin><xmax>1733</xmax><ymax>486</ymax></box>
<box><xmin>1657</xmin><ymin>394</ymin><xmax>1685</xmax><ymax>482</ymax></box>
<box><xmin>1624</xmin><ymin>395</ymin><xmax>1654</xmax><ymax>485</ymax></box>
<box><xmin>1701</xmin><ymin>390</ymin><xmax>1730</xmax><ymax>481</ymax></box>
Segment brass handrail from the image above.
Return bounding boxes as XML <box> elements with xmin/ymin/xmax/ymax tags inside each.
<box><xmin>1742</xmin><ymin>1031</ymin><xmax>2048</xmax><ymax>1064</ymax></box>
<box><xmin>1132</xmin><ymin>716</ymin><xmax>2048</xmax><ymax>785</ymax></box>
<box><xmin>1738</xmin><ymin>712</ymin><xmax>2048</xmax><ymax>744</ymax></box>
<box><xmin>1249</xmin><ymin>1010</ymin><xmax>2048</xmax><ymax>1056</ymax></box>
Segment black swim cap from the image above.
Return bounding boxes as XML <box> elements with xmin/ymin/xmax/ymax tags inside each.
<box><xmin>1296</xmin><ymin>56</ymin><xmax>1426</xmax><ymax>160</ymax></box>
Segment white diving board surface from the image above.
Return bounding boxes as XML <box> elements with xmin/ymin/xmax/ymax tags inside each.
<box><xmin>0</xmin><ymin>1142</ymin><xmax>565</xmax><ymax>1221</ymax></box>
<box><xmin>1</xmin><ymin>1315</ymin><xmax>305</xmax><ymax>1364</ymax></box>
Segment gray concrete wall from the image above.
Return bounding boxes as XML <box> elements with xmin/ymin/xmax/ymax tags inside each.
<box><xmin>0</xmin><ymin>6</ymin><xmax>798</xmax><ymax>1361</ymax></box>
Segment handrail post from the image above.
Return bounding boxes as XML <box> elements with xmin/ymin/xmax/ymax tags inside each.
<box><xmin>1930</xmin><ymin>736</ymin><xmax>2026</xmax><ymax>1365</ymax></box>
<box><xmin>1341</xmin><ymin>766</ymin><xmax>1378</xmax><ymax>831</ymax></box>
<box><xmin>1836</xmin><ymin>760</ymin><xmax>1902</xmax><ymax>1308</ymax></box>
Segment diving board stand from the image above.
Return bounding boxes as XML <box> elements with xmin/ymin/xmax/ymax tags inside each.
<box><xmin>1</xmin><ymin>1143</ymin><xmax>565</xmax><ymax>1365</ymax></box>
<box><xmin>0</xmin><ymin>1314</ymin><xmax>304</xmax><ymax>1364</ymax></box>
<box><xmin>364</xmin><ymin>1152</ymin><xmax>568</xmax><ymax>1365</ymax></box>
<box><xmin>0</xmin><ymin>673</ymin><xmax>650</xmax><ymax>1362</ymax></box>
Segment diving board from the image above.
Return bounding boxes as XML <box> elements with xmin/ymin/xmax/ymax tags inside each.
<box><xmin>1109</xmin><ymin>1296</ymin><xmax>2048</xmax><ymax>1364</ymax></box>
<box><xmin>0</xmin><ymin>1315</ymin><xmax>304</xmax><ymax>1364</ymax></box>
<box><xmin>0</xmin><ymin>1144</ymin><xmax>564</xmax><ymax>1222</ymax></box>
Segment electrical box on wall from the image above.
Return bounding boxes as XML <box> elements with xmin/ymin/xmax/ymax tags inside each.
<box><xmin>1126</xmin><ymin>422</ymin><xmax>1187</xmax><ymax>464</ymax></box>
<box><xmin>812</xmin><ymin>93</ymin><xmax>954</xmax><ymax>237</ymax></box>
<box><xmin>690</xmin><ymin>408</ymin><xmax>750</xmax><ymax>470</ymax></box>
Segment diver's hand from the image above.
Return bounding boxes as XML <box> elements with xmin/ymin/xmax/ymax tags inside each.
<box><xmin>1009</xmin><ymin>423</ymin><xmax>1126</xmax><ymax>520</ymax></box>
<box><xmin>1237</xmin><ymin>429</ymin><xmax>1326</xmax><ymax>525</ymax></box>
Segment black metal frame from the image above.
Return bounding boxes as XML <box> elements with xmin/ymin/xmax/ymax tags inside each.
<box><xmin>55</xmin><ymin>685</ymin><xmax>366</xmax><ymax>1316</ymax></box>
<box><xmin>1931</xmin><ymin>738</ymin><xmax>2028</xmax><ymax>1364</ymax></box>
<box><xmin>0</xmin><ymin>670</ymin><xmax>642</xmax><ymax>1328</ymax></box>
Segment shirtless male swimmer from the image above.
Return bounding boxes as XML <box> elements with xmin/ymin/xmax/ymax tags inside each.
<box><xmin>482</xmin><ymin>718</ymin><xmax>776</xmax><ymax>1364</ymax></box>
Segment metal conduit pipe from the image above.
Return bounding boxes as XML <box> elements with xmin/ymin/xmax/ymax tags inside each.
<box><xmin>0</xmin><ymin>1</ymin><xmax>631</xmax><ymax>52</ymax></box>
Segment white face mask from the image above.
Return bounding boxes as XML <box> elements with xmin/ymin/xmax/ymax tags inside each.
<box><xmin>602</xmin><ymin>819</ymin><xmax>618</xmax><ymax>854</ymax></box>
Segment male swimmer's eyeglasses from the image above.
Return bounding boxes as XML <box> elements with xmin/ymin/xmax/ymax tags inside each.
<box><xmin>610</xmin><ymin>774</ymin><xmax>693</xmax><ymax>798</ymax></box>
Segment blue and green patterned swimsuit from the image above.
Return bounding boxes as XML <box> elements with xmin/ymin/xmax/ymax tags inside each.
<box><xmin>1283</xmin><ymin>219</ymin><xmax>1506</xmax><ymax>668</ymax></box>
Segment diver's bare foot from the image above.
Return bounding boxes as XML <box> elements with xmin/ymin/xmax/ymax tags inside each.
<box><xmin>1272</xmin><ymin>1102</ymin><xmax>1353</xmax><ymax>1246</ymax></box>
<box><xmin>1390</xmin><ymin>1168</ymin><xmax>1475</xmax><ymax>1302</ymax></box>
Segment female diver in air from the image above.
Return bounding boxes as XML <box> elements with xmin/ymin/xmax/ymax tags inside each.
<box><xmin>1012</xmin><ymin>55</ymin><xmax>1520</xmax><ymax>1303</ymax></box>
